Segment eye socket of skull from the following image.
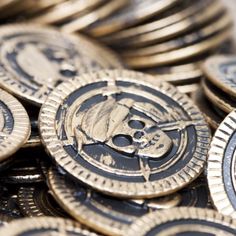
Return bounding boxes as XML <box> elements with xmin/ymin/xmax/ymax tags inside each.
<box><xmin>128</xmin><ymin>119</ymin><xmax>145</xmax><ymax>129</ymax></box>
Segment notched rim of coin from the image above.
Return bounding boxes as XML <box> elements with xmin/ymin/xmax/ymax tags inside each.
<box><xmin>0</xmin><ymin>24</ymin><xmax>123</xmax><ymax>106</ymax></box>
<box><xmin>0</xmin><ymin>88</ymin><xmax>30</xmax><ymax>161</ymax></box>
<box><xmin>126</xmin><ymin>207</ymin><xmax>236</xmax><ymax>236</ymax></box>
<box><xmin>208</xmin><ymin>110</ymin><xmax>236</xmax><ymax>218</ymax></box>
<box><xmin>203</xmin><ymin>55</ymin><xmax>236</xmax><ymax>97</ymax></box>
<box><xmin>0</xmin><ymin>217</ymin><xmax>98</xmax><ymax>235</ymax></box>
<box><xmin>40</xmin><ymin>69</ymin><xmax>210</xmax><ymax>198</ymax></box>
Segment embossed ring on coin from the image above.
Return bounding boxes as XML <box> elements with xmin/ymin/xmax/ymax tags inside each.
<box><xmin>0</xmin><ymin>24</ymin><xmax>123</xmax><ymax>106</ymax></box>
<box><xmin>0</xmin><ymin>88</ymin><xmax>30</xmax><ymax>162</ymax></box>
<box><xmin>40</xmin><ymin>70</ymin><xmax>210</xmax><ymax>198</ymax></box>
<box><xmin>208</xmin><ymin>110</ymin><xmax>236</xmax><ymax>218</ymax></box>
<box><xmin>126</xmin><ymin>207</ymin><xmax>236</xmax><ymax>236</ymax></box>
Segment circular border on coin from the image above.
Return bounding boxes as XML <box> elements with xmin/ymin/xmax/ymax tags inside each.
<box><xmin>39</xmin><ymin>69</ymin><xmax>210</xmax><ymax>198</ymax></box>
<box><xmin>0</xmin><ymin>88</ymin><xmax>30</xmax><ymax>162</ymax></box>
<box><xmin>208</xmin><ymin>110</ymin><xmax>236</xmax><ymax>218</ymax></box>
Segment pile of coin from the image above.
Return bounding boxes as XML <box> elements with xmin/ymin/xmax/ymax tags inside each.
<box><xmin>0</xmin><ymin>0</ymin><xmax>235</xmax><ymax>236</ymax></box>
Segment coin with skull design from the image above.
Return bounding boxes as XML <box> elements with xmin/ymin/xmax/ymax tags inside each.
<box><xmin>203</xmin><ymin>55</ymin><xmax>236</xmax><ymax>98</ymax></box>
<box><xmin>0</xmin><ymin>24</ymin><xmax>123</xmax><ymax>106</ymax></box>
<box><xmin>39</xmin><ymin>70</ymin><xmax>211</xmax><ymax>198</ymax></box>
<box><xmin>0</xmin><ymin>88</ymin><xmax>30</xmax><ymax>162</ymax></box>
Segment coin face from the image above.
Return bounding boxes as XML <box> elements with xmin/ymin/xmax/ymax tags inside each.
<box><xmin>40</xmin><ymin>70</ymin><xmax>210</xmax><ymax>198</ymax></box>
<box><xmin>0</xmin><ymin>217</ymin><xmax>98</xmax><ymax>236</ymax></box>
<box><xmin>0</xmin><ymin>88</ymin><xmax>30</xmax><ymax>162</ymax></box>
<box><xmin>208</xmin><ymin>110</ymin><xmax>236</xmax><ymax>218</ymax></box>
<box><xmin>49</xmin><ymin>168</ymin><xmax>211</xmax><ymax>236</ymax></box>
<box><xmin>127</xmin><ymin>207</ymin><xmax>236</xmax><ymax>236</ymax></box>
<box><xmin>0</xmin><ymin>24</ymin><xmax>123</xmax><ymax>105</ymax></box>
<box><xmin>203</xmin><ymin>55</ymin><xmax>236</xmax><ymax>97</ymax></box>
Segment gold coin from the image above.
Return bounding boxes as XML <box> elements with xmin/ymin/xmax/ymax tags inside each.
<box><xmin>0</xmin><ymin>88</ymin><xmax>30</xmax><ymax>162</ymax></box>
<box><xmin>40</xmin><ymin>69</ymin><xmax>210</xmax><ymax>198</ymax></box>
<box><xmin>0</xmin><ymin>24</ymin><xmax>123</xmax><ymax>106</ymax></box>
<box><xmin>61</xmin><ymin>0</ymin><xmax>127</xmax><ymax>33</ymax></box>
<box><xmin>203</xmin><ymin>55</ymin><xmax>236</xmax><ymax>98</ymax></box>
<box><xmin>0</xmin><ymin>217</ymin><xmax>98</xmax><ymax>235</ymax></box>
<box><xmin>127</xmin><ymin>207</ymin><xmax>236</xmax><ymax>236</ymax></box>
<box><xmin>208</xmin><ymin>110</ymin><xmax>236</xmax><ymax>219</ymax></box>
<box><xmin>124</xmin><ymin>27</ymin><xmax>232</xmax><ymax>68</ymax></box>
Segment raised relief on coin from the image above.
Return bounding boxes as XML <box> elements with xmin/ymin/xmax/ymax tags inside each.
<box><xmin>127</xmin><ymin>207</ymin><xmax>236</xmax><ymax>236</ymax></box>
<box><xmin>0</xmin><ymin>25</ymin><xmax>123</xmax><ymax>105</ymax></box>
<box><xmin>0</xmin><ymin>217</ymin><xmax>98</xmax><ymax>236</ymax></box>
<box><xmin>0</xmin><ymin>88</ymin><xmax>30</xmax><ymax>161</ymax></box>
<box><xmin>49</xmin><ymin>168</ymin><xmax>211</xmax><ymax>236</ymax></box>
<box><xmin>40</xmin><ymin>70</ymin><xmax>210</xmax><ymax>198</ymax></box>
<box><xmin>203</xmin><ymin>55</ymin><xmax>236</xmax><ymax>97</ymax></box>
<box><xmin>208</xmin><ymin>110</ymin><xmax>236</xmax><ymax>219</ymax></box>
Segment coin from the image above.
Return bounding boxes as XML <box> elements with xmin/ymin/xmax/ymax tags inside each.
<box><xmin>49</xmin><ymin>168</ymin><xmax>211</xmax><ymax>236</ymax></box>
<box><xmin>191</xmin><ymin>89</ymin><xmax>222</xmax><ymax>130</ymax></box>
<box><xmin>127</xmin><ymin>207</ymin><xmax>236</xmax><ymax>236</ymax></box>
<box><xmin>40</xmin><ymin>69</ymin><xmax>210</xmax><ymax>198</ymax></box>
<box><xmin>84</xmin><ymin>0</ymin><xmax>178</xmax><ymax>37</ymax></box>
<box><xmin>202</xmin><ymin>79</ymin><xmax>235</xmax><ymax>113</ymax></box>
<box><xmin>203</xmin><ymin>55</ymin><xmax>236</xmax><ymax>98</ymax></box>
<box><xmin>0</xmin><ymin>217</ymin><xmax>98</xmax><ymax>236</ymax></box>
<box><xmin>0</xmin><ymin>88</ymin><xmax>30</xmax><ymax>162</ymax></box>
<box><xmin>17</xmin><ymin>184</ymin><xmax>67</xmax><ymax>217</ymax></box>
<box><xmin>208</xmin><ymin>110</ymin><xmax>236</xmax><ymax>218</ymax></box>
<box><xmin>0</xmin><ymin>24</ymin><xmax>123</xmax><ymax>106</ymax></box>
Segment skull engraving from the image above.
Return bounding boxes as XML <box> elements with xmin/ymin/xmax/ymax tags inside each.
<box><xmin>75</xmin><ymin>97</ymin><xmax>172</xmax><ymax>159</ymax></box>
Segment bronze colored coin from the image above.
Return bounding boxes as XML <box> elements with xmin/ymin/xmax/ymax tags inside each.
<box><xmin>0</xmin><ymin>88</ymin><xmax>30</xmax><ymax>162</ymax></box>
<box><xmin>0</xmin><ymin>24</ymin><xmax>123</xmax><ymax>106</ymax></box>
<box><xmin>18</xmin><ymin>184</ymin><xmax>67</xmax><ymax>217</ymax></box>
<box><xmin>101</xmin><ymin>0</ymin><xmax>214</xmax><ymax>45</ymax></box>
<box><xmin>202</xmin><ymin>79</ymin><xmax>235</xmax><ymax>113</ymax></box>
<box><xmin>49</xmin><ymin>168</ymin><xmax>211</xmax><ymax>236</ymax></box>
<box><xmin>84</xmin><ymin>0</ymin><xmax>178</xmax><ymax>37</ymax></box>
<box><xmin>203</xmin><ymin>55</ymin><xmax>236</xmax><ymax>98</ymax></box>
<box><xmin>122</xmin><ymin>12</ymin><xmax>231</xmax><ymax>57</ymax></box>
<box><xmin>61</xmin><ymin>0</ymin><xmax>127</xmax><ymax>33</ymax></box>
<box><xmin>40</xmin><ymin>69</ymin><xmax>210</xmax><ymax>198</ymax></box>
<box><xmin>127</xmin><ymin>207</ymin><xmax>236</xmax><ymax>236</ymax></box>
<box><xmin>0</xmin><ymin>217</ymin><xmax>98</xmax><ymax>236</ymax></box>
<box><xmin>208</xmin><ymin>110</ymin><xmax>236</xmax><ymax>218</ymax></box>
<box><xmin>32</xmin><ymin>0</ymin><xmax>105</xmax><ymax>25</ymax></box>
<box><xmin>124</xmin><ymin>27</ymin><xmax>232</xmax><ymax>68</ymax></box>
<box><xmin>111</xmin><ymin>0</ymin><xmax>224</xmax><ymax>48</ymax></box>
<box><xmin>191</xmin><ymin>89</ymin><xmax>222</xmax><ymax>130</ymax></box>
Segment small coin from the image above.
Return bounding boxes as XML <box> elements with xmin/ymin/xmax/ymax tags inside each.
<box><xmin>49</xmin><ymin>168</ymin><xmax>211</xmax><ymax>236</ymax></box>
<box><xmin>203</xmin><ymin>55</ymin><xmax>236</xmax><ymax>98</ymax></box>
<box><xmin>84</xmin><ymin>0</ymin><xmax>178</xmax><ymax>37</ymax></box>
<box><xmin>191</xmin><ymin>89</ymin><xmax>222</xmax><ymax>130</ymax></box>
<box><xmin>202</xmin><ymin>79</ymin><xmax>235</xmax><ymax>113</ymax></box>
<box><xmin>0</xmin><ymin>88</ymin><xmax>30</xmax><ymax>162</ymax></box>
<box><xmin>0</xmin><ymin>217</ymin><xmax>98</xmax><ymax>236</ymax></box>
<box><xmin>0</xmin><ymin>24</ymin><xmax>123</xmax><ymax>106</ymax></box>
<box><xmin>17</xmin><ymin>184</ymin><xmax>67</xmax><ymax>217</ymax></box>
<box><xmin>208</xmin><ymin>110</ymin><xmax>236</xmax><ymax>218</ymax></box>
<box><xmin>127</xmin><ymin>207</ymin><xmax>236</xmax><ymax>236</ymax></box>
<box><xmin>40</xmin><ymin>69</ymin><xmax>210</xmax><ymax>198</ymax></box>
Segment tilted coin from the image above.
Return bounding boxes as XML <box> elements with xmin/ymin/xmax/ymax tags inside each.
<box><xmin>202</xmin><ymin>79</ymin><xmax>235</xmax><ymax>113</ymax></box>
<box><xmin>0</xmin><ymin>24</ymin><xmax>123</xmax><ymax>106</ymax></box>
<box><xmin>40</xmin><ymin>69</ymin><xmax>211</xmax><ymax>198</ymax></box>
<box><xmin>17</xmin><ymin>184</ymin><xmax>67</xmax><ymax>217</ymax></box>
<box><xmin>127</xmin><ymin>207</ymin><xmax>236</xmax><ymax>236</ymax></box>
<box><xmin>208</xmin><ymin>110</ymin><xmax>236</xmax><ymax>218</ymax></box>
<box><xmin>48</xmin><ymin>168</ymin><xmax>212</xmax><ymax>236</ymax></box>
<box><xmin>191</xmin><ymin>89</ymin><xmax>222</xmax><ymax>130</ymax></box>
<box><xmin>0</xmin><ymin>88</ymin><xmax>30</xmax><ymax>162</ymax></box>
<box><xmin>203</xmin><ymin>55</ymin><xmax>236</xmax><ymax>98</ymax></box>
<box><xmin>0</xmin><ymin>217</ymin><xmax>98</xmax><ymax>236</ymax></box>
<box><xmin>83</xmin><ymin>0</ymin><xmax>178</xmax><ymax>37</ymax></box>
